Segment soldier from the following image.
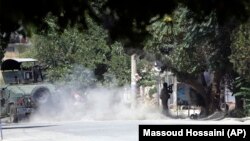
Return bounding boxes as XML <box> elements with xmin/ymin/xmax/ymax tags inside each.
<box><xmin>160</xmin><ymin>82</ymin><xmax>173</xmax><ymax>115</ymax></box>
<box><xmin>33</xmin><ymin>65</ymin><xmax>39</xmax><ymax>82</ymax></box>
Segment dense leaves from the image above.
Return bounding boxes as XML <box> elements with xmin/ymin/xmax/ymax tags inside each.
<box><xmin>1</xmin><ymin>0</ymin><xmax>250</xmax><ymax>55</ymax></box>
<box><xmin>233</xmin><ymin>77</ymin><xmax>250</xmax><ymax>116</ymax></box>
<box><xmin>145</xmin><ymin>6</ymin><xmax>217</xmax><ymax>76</ymax></box>
<box><xmin>231</xmin><ymin>21</ymin><xmax>250</xmax><ymax>81</ymax></box>
<box><xmin>230</xmin><ymin>19</ymin><xmax>250</xmax><ymax>116</ymax></box>
<box><xmin>1</xmin><ymin>0</ymin><xmax>249</xmax><ymax>34</ymax></box>
<box><xmin>23</xmin><ymin>16</ymin><xmax>130</xmax><ymax>86</ymax></box>
<box><xmin>143</xmin><ymin>5</ymin><xmax>239</xmax><ymax>115</ymax></box>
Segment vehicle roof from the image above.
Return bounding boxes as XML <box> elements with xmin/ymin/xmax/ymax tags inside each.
<box><xmin>2</xmin><ymin>58</ymin><xmax>38</xmax><ymax>62</ymax></box>
<box><xmin>1</xmin><ymin>58</ymin><xmax>38</xmax><ymax>70</ymax></box>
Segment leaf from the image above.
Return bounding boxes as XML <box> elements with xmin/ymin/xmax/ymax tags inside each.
<box><xmin>234</xmin><ymin>92</ymin><xmax>247</xmax><ymax>97</ymax></box>
<box><xmin>240</xmin><ymin>87</ymin><xmax>250</xmax><ymax>92</ymax></box>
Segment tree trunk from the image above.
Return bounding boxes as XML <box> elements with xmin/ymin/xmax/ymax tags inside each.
<box><xmin>184</xmin><ymin>79</ymin><xmax>209</xmax><ymax>116</ymax></box>
<box><xmin>207</xmin><ymin>70</ymin><xmax>222</xmax><ymax>114</ymax></box>
<box><xmin>235</xmin><ymin>96</ymin><xmax>244</xmax><ymax>110</ymax></box>
<box><xmin>183</xmin><ymin>71</ymin><xmax>223</xmax><ymax>116</ymax></box>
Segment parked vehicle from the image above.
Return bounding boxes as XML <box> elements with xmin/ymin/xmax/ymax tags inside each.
<box><xmin>0</xmin><ymin>58</ymin><xmax>54</xmax><ymax>122</ymax></box>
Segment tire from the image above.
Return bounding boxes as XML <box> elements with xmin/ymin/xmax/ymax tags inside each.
<box><xmin>31</xmin><ymin>86</ymin><xmax>51</xmax><ymax>106</ymax></box>
<box><xmin>9</xmin><ymin>104</ymin><xmax>18</xmax><ymax>123</ymax></box>
<box><xmin>220</xmin><ymin>103</ymin><xmax>229</xmax><ymax>112</ymax></box>
<box><xmin>190</xmin><ymin>113</ymin><xmax>198</xmax><ymax>119</ymax></box>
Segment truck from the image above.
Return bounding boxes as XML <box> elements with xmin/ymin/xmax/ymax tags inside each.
<box><xmin>0</xmin><ymin>58</ymin><xmax>55</xmax><ymax>123</ymax></box>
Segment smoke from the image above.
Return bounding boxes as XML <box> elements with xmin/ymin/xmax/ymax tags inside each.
<box><xmin>28</xmin><ymin>66</ymin><xmax>166</xmax><ymax>123</ymax></box>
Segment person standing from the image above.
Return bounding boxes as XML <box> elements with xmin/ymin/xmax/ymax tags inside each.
<box><xmin>160</xmin><ymin>82</ymin><xmax>173</xmax><ymax>115</ymax></box>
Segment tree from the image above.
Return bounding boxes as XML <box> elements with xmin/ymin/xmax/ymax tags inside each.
<box><xmin>23</xmin><ymin>15</ymin><xmax>130</xmax><ymax>86</ymax></box>
<box><xmin>144</xmin><ymin>5</ymin><xmax>238</xmax><ymax>116</ymax></box>
<box><xmin>231</xmin><ymin>21</ymin><xmax>250</xmax><ymax>81</ymax></box>
<box><xmin>230</xmin><ymin>20</ymin><xmax>250</xmax><ymax>115</ymax></box>
<box><xmin>1</xmin><ymin>0</ymin><xmax>250</xmax><ymax>61</ymax></box>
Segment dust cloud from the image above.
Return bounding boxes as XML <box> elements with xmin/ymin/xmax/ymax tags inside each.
<box><xmin>28</xmin><ymin>66</ymin><xmax>166</xmax><ymax>123</ymax></box>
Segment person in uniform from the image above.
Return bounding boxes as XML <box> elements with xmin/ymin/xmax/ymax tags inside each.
<box><xmin>160</xmin><ymin>82</ymin><xmax>173</xmax><ymax>116</ymax></box>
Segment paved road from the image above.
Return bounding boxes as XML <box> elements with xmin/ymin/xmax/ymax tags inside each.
<box><xmin>2</xmin><ymin>120</ymin><xmax>139</xmax><ymax>141</ymax></box>
<box><xmin>1</xmin><ymin>119</ymin><xmax>249</xmax><ymax>141</ymax></box>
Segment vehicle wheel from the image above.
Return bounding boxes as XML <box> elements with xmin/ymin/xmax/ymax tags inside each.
<box><xmin>9</xmin><ymin>104</ymin><xmax>18</xmax><ymax>123</ymax></box>
<box><xmin>220</xmin><ymin>103</ymin><xmax>229</xmax><ymax>112</ymax></box>
<box><xmin>31</xmin><ymin>86</ymin><xmax>51</xmax><ymax>106</ymax></box>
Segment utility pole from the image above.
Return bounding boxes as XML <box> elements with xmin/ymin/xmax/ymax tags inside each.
<box><xmin>131</xmin><ymin>54</ymin><xmax>137</xmax><ymax>108</ymax></box>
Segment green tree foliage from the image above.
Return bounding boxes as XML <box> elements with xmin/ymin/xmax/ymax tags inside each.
<box><xmin>230</xmin><ymin>20</ymin><xmax>250</xmax><ymax>116</ymax></box>
<box><xmin>233</xmin><ymin>77</ymin><xmax>250</xmax><ymax>116</ymax></box>
<box><xmin>235</xmin><ymin>87</ymin><xmax>250</xmax><ymax>116</ymax></box>
<box><xmin>106</xmin><ymin>42</ymin><xmax>131</xmax><ymax>85</ymax></box>
<box><xmin>231</xmin><ymin>21</ymin><xmax>250</xmax><ymax>81</ymax></box>
<box><xmin>24</xmin><ymin>16</ymin><xmax>130</xmax><ymax>86</ymax></box>
<box><xmin>144</xmin><ymin>5</ymin><xmax>237</xmax><ymax>115</ymax></box>
<box><xmin>1</xmin><ymin>0</ymin><xmax>250</xmax><ymax>61</ymax></box>
<box><xmin>145</xmin><ymin>6</ymin><xmax>217</xmax><ymax>76</ymax></box>
<box><xmin>1</xmin><ymin>0</ymin><xmax>249</xmax><ymax>34</ymax></box>
<box><xmin>136</xmin><ymin>59</ymin><xmax>157</xmax><ymax>87</ymax></box>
